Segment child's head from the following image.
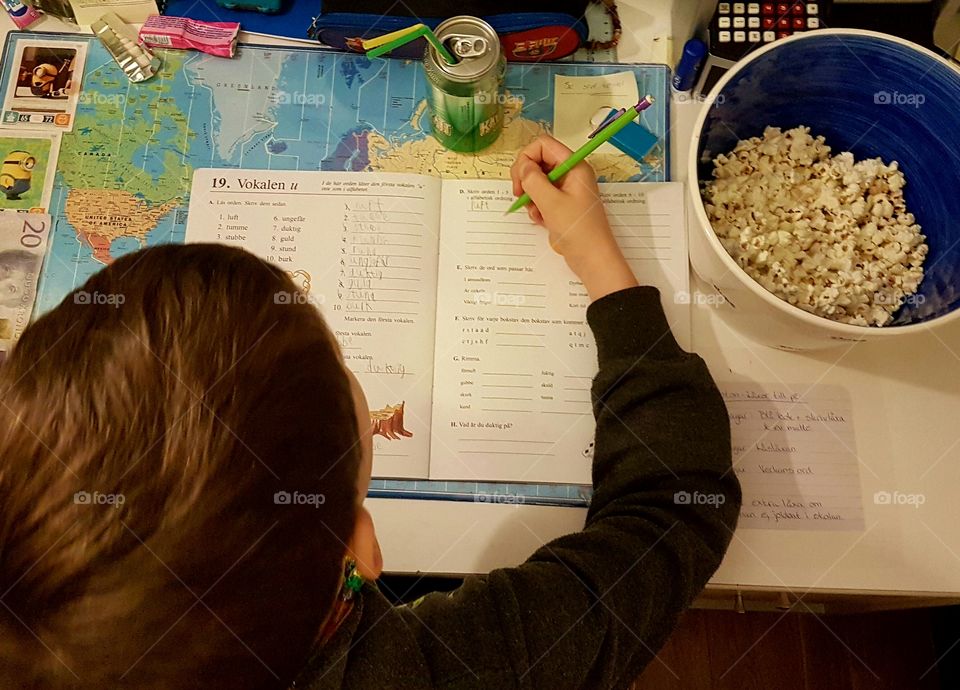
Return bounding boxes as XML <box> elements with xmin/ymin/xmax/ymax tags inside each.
<box><xmin>0</xmin><ymin>244</ymin><xmax>379</xmax><ymax>688</ymax></box>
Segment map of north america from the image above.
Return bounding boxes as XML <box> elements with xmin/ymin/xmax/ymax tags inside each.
<box><xmin>0</xmin><ymin>36</ymin><xmax>668</xmax><ymax>315</ymax></box>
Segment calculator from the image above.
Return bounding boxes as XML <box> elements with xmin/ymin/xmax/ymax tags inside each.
<box><xmin>695</xmin><ymin>1</ymin><xmax>832</xmax><ymax>96</ymax></box>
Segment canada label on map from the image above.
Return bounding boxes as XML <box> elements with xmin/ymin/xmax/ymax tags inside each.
<box><xmin>0</xmin><ymin>210</ymin><xmax>50</xmax><ymax>358</ymax></box>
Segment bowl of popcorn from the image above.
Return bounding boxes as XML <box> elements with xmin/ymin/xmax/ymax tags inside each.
<box><xmin>688</xmin><ymin>30</ymin><xmax>960</xmax><ymax>350</ymax></box>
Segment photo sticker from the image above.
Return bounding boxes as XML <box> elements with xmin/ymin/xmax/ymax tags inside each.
<box><xmin>0</xmin><ymin>132</ymin><xmax>62</xmax><ymax>213</ymax></box>
<box><xmin>2</xmin><ymin>40</ymin><xmax>87</xmax><ymax>132</ymax></box>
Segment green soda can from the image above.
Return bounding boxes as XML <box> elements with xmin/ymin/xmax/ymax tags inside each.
<box><xmin>423</xmin><ymin>16</ymin><xmax>506</xmax><ymax>153</ymax></box>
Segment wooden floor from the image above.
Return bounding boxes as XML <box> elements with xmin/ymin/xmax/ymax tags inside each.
<box><xmin>631</xmin><ymin>608</ymin><xmax>943</xmax><ymax>690</ymax></box>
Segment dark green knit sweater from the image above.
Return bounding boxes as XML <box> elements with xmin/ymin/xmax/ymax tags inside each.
<box><xmin>295</xmin><ymin>286</ymin><xmax>741</xmax><ymax>690</ymax></box>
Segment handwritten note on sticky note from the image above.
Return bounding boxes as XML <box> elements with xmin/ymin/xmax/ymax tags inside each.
<box><xmin>721</xmin><ymin>383</ymin><xmax>865</xmax><ymax>531</ymax></box>
<box><xmin>553</xmin><ymin>71</ymin><xmax>640</xmax><ymax>155</ymax></box>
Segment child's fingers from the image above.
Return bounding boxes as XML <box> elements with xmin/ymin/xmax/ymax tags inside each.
<box><xmin>526</xmin><ymin>203</ymin><xmax>543</xmax><ymax>225</ymax></box>
<box><xmin>510</xmin><ymin>135</ymin><xmax>571</xmax><ymax>195</ymax></box>
<box><xmin>510</xmin><ymin>150</ymin><xmax>544</xmax><ymax>197</ymax></box>
<box><xmin>511</xmin><ymin>161</ymin><xmax>524</xmax><ymax>198</ymax></box>
<box><xmin>556</xmin><ymin>166</ymin><xmax>601</xmax><ymax>200</ymax></box>
<box><xmin>519</xmin><ymin>134</ymin><xmax>575</xmax><ymax>168</ymax></box>
<box><xmin>515</xmin><ymin>155</ymin><xmax>563</xmax><ymax>208</ymax></box>
<box><xmin>512</xmin><ymin>135</ymin><xmax>596</xmax><ymax>199</ymax></box>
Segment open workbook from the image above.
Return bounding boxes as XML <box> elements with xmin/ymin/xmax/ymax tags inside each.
<box><xmin>186</xmin><ymin>171</ymin><xmax>688</xmax><ymax>484</ymax></box>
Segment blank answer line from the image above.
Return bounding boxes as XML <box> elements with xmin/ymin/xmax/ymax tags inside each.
<box><xmin>346</xmin><ymin>276</ymin><xmax>421</xmax><ymax>281</ymax></box>
<box><xmin>466</xmin><ymin>242</ymin><xmax>536</xmax><ymax>247</ymax></box>
<box><xmin>465</xmin><ymin>230</ymin><xmax>536</xmax><ymax>235</ymax></box>
<box><xmin>346</xmin><ymin>287</ymin><xmax>419</xmax><ymax>292</ymax></box>
<box><xmin>460</xmin><ymin>438</ymin><xmax>553</xmax><ymax>444</ymax></box>
<box><xmin>347</xmin><ymin>230</ymin><xmax>421</xmax><ymax>236</ymax></box>
<box><xmin>459</xmin><ymin>451</ymin><xmax>555</xmax><ymax>456</ymax></box>
<box><xmin>606</xmin><ymin>212</ymin><xmax>670</xmax><ymax>217</ymax></box>
<box><xmin>466</xmin><ymin>253</ymin><xmax>535</xmax><ymax>258</ymax></box>
<box><xmin>344</xmin><ymin>208</ymin><xmax>423</xmax><ymax>213</ymax></box>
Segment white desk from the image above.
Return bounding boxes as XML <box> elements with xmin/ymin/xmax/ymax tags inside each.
<box><xmin>4</xmin><ymin>4</ymin><xmax>959</xmax><ymax>603</ymax></box>
<box><xmin>371</xmin><ymin>16</ymin><xmax>960</xmax><ymax>603</ymax></box>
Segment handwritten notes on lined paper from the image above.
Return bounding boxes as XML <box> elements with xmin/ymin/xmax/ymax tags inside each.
<box><xmin>721</xmin><ymin>383</ymin><xmax>864</xmax><ymax>531</ymax></box>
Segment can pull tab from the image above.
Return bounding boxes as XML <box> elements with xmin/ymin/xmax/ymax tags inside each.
<box><xmin>447</xmin><ymin>34</ymin><xmax>488</xmax><ymax>59</ymax></box>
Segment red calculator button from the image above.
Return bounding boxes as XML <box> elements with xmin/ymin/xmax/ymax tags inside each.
<box><xmin>792</xmin><ymin>17</ymin><xmax>805</xmax><ymax>28</ymax></box>
<box><xmin>762</xmin><ymin>17</ymin><xmax>775</xmax><ymax>28</ymax></box>
<box><xmin>777</xmin><ymin>17</ymin><xmax>790</xmax><ymax>28</ymax></box>
<box><xmin>762</xmin><ymin>3</ymin><xmax>774</xmax><ymax>14</ymax></box>
<box><xmin>777</xmin><ymin>3</ymin><xmax>789</xmax><ymax>13</ymax></box>
<box><xmin>791</xmin><ymin>3</ymin><xmax>804</xmax><ymax>14</ymax></box>
<box><xmin>777</xmin><ymin>30</ymin><xmax>791</xmax><ymax>38</ymax></box>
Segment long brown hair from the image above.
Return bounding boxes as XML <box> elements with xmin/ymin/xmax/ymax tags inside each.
<box><xmin>0</xmin><ymin>244</ymin><xmax>359</xmax><ymax>688</ymax></box>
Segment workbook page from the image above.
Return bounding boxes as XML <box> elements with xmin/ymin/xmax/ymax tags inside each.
<box><xmin>186</xmin><ymin>170</ymin><xmax>442</xmax><ymax>479</ymax></box>
<box><xmin>430</xmin><ymin>180</ymin><xmax>689</xmax><ymax>484</ymax></box>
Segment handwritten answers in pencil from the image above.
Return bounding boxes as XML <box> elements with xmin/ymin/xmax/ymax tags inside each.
<box><xmin>722</xmin><ymin>383</ymin><xmax>864</xmax><ymax>531</ymax></box>
<box><xmin>184</xmin><ymin>169</ymin><xmax>442</xmax><ymax>480</ymax></box>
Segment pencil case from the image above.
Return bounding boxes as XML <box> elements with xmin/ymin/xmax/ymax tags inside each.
<box><xmin>308</xmin><ymin>0</ymin><xmax>592</xmax><ymax>61</ymax></box>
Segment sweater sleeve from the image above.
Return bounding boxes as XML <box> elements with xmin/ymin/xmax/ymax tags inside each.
<box><xmin>397</xmin><ymin>286</ymin><xmax>741</xmax><ymax>690</ymax></box>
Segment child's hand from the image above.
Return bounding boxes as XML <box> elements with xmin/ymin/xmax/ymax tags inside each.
<box><xmin>510</xmin><ymin>135</ymin><xmax>638</xmax><ymax>301</ymax></box>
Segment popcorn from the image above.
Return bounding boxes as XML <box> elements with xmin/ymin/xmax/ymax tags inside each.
<box><xmin>702</xmin><ymin>126</ymin><xmax>927</xmax><ymax>327</ymax></box>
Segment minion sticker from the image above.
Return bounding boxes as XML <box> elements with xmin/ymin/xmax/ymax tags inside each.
<box><xmin>0</xmin><ymin>150</ymin><xmax>35</xmax><ymax>200</ymax></box>
<box><xmin>29</xmin><ymin>58</ymin><xmax>72</xmax><ymax>99</ymax></box>
<box><xmin>3</xmin><ymin>40</ymin><xmax>87</xmax><ymax>132</ymax></box>
<box><xmin>0</xmin><ymin>131</ymin><xmax>60</xmax><ymax>211</ymax></box>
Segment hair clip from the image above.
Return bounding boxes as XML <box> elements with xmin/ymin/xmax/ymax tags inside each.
<box><xmin>341</xmin><ymin>558</ymin><xmax>364</xmax><ymax>601</ymax></box>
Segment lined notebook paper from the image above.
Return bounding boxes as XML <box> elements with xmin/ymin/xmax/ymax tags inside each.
<box><xmin>722</xmin><ymin>383</ymin><xmax>865</xmax><ymax>531</ymax></box>
<box><xmin>186</xmin><ymin>170</ymin><xmax>688</xmax><ymax>484</ymax></box>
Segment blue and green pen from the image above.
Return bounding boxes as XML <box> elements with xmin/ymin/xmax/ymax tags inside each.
<box><xmin>506</xmin><ymin>95</ymin><xmax>655</xmax><ymax>214</ymax></box>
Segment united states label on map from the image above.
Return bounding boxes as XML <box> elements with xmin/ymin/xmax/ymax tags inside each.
<box><xmin>0</xmin><ymin>210</ymin><xmax>51</xmax><ymax>359</ymax></box>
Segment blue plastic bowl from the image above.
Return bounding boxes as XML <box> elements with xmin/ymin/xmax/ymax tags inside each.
<box><xmin>690</xmin><ymin>30</ymin><xmax>960</xmax><ymax>337</ymax></box>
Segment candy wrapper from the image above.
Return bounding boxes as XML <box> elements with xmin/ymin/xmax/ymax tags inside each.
<box><xmin>1</xmin><ymin>0</ymin><xmax>43</xmax><ymax>29</ymax></box>
<box><xmin>91</xmin><ymin>12</ymin><xmax>161</xmax><ymax>83</ymax></box>
<box><xmin>28</xmin><ymin>0</ymin><xmax>76</xmax><ymax>23</ymax></box>
<box><xmin>139</xmin><ymin>15</ymin><xmax>240</xmax><ymax>58</ymax></box>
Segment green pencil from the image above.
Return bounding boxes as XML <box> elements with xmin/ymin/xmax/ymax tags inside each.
<box><xmin>506</xmin><ymin>95</ymin><xmax>655</xmax><ymax>214</ymax></box>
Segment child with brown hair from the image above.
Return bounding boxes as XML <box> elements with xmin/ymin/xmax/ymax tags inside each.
<box><xmin>0</xmin><ymin>135</ymin><xmax>739</xmax><ymax>689</ymax></box>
